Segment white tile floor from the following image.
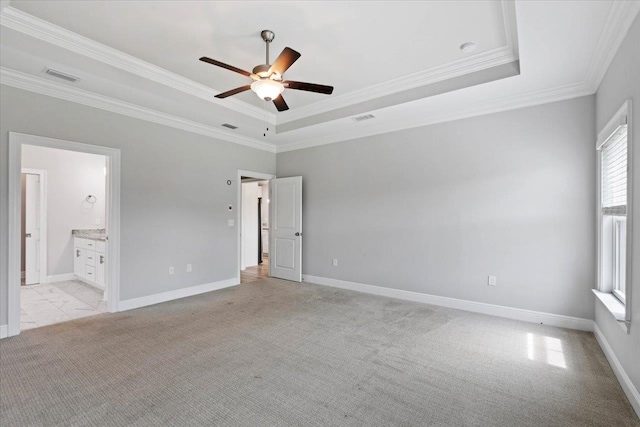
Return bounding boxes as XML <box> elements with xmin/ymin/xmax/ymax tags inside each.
<box><xmin>21</xmin><ymin>280</ymin><xmax>107</xmax><ymax>330</ymax></box>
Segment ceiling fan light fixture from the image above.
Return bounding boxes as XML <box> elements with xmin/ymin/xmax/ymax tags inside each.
<box><xmin>251</xmin><ymin>79</ymin><xmax>284</xmax><ymax>101</ymax></box>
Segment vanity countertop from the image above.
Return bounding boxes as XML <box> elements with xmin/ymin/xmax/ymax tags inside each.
<box><xmin>72</xmin><ymin>229</ymin><xmax>107</xmax><ymax>242</ymax></box>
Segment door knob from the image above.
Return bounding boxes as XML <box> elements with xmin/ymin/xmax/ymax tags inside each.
<box><xmin>25</xmin><ymin>233</ymin><xmax>31</xmax><ymax>238</ymax></box>
<box><xmin>295</xmin><ymin>232</ymin><xmax>301</xmax><ymax>236</ymax></box>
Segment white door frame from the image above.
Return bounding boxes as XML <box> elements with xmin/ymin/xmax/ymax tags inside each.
<box><xmin>7</xmin><ymin>132</ymin><xmax>121</xmax><ymax>337</ymax></box>
<box><xmin>21</xmin><ymin>168</ymin><xmax>48</xmax><ymax>285</ymax></box>
<box><xmin>237</xmin><ymin>169</ymin><xmax>275</xmax><ymax>283</ymax></box>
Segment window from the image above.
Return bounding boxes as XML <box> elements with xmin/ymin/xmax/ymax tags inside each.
<box><xmin>598</xmin><ymin>113</ymin><xmax>628</xmax><ymax>304</ymax></box>
<box><xmin>613</xmin><ymin>217</ymin><xmax>626</xmax><ymax>303</ymax></box>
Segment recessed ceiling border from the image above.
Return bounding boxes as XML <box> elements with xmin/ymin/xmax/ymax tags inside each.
<box><xmin>0</xmin><ymin>5</ymin><xmax>278</xmax><ymax>125</ymax></box>
<box><xmin>0</xmin><ymin>66</ymin><xmax>277</xmax><ymax>153</ymax></box>
<box><xmin>0</xmin><ymin>2</ymin><xmax>520</xmax><ymax>126</ymax></box>
<box><xmin>276</xmin><ymin>0</ymin><xmax>520</xmax><ymax>124</ymax></box>
<box><xmin>1</xmin><ymin>1</ymin><xmax>638</xmax><ymax>155</ymax></box>
<box><xmin>276</xmin><ymin>0</ymin><xmax>640</xmax><ymax>153</ymax></box>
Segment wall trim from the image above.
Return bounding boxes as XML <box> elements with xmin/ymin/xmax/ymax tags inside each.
<box><xmin>0</xmin><ymin>67</ymin><xmax>276</xmax><ymax>153</ymax></box>
<box><xmin>0</xmin><ymin>5</ymin><xmax>276</xmax><ymax>124</ymax></box>
<box><xmin>0</xmin><ymin>325</ymin><xmax>7</xmax><ymax>339</ymax></box>
<box><xmin>303</xmin><ymin>275</ymin><xmax>594</xmax><ymax>331</ymax></box>
<box><xmin>593</xmin><ymin>323</ymin><xmax>640</xmax><ymax>418</ymax></box>
<box><xmin>46</xmin><ymin>273</ymin><xmax>76</xmax><ymax>283</ymax></box>
<box><xmin>118</xmin><ymin>278</ymin><xmax>238</xmax><ymax>312</ymax></box>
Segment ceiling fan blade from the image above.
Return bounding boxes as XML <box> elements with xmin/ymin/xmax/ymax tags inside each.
<box><xmin>273</xmin><ymin>95</ymin><xmax>289</xmax><ymax>112</ymax></box>
<box><xmin>215</xmin><ymin>85</ymin><xmax>252</xmax><ymax>99</ymax></box>
<box><xmin>200</xmin><ymin>57</ymin><xmax>257</xmax><ymax>79</ymax></box>
<box><xmin>268</xmin><ymin>47</ymin><xmax>301</xmax><ymax>76</ymax></box>
<box><xmin>284</xmin><ymin>81</ymin><xmax>334</xmax><ymax>95</ymax></box>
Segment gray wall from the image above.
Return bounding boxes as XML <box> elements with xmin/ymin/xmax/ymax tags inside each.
<box><xmin>277</xmin><ymin>95</ymin><xmax>596</xmax><ymax>320</ymax></box>
<box><xmin>594</xmin><ymin>14</ymin><xmax>640</xmax><ymax>394</ymax></box>
<box><xmin>0</xmin><ymin>85</ymin><xmax>276</xmax><ymax>326</ymax></box>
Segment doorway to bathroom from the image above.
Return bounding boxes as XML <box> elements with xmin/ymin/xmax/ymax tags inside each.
<box><xmin>7</xmin><ymin>133</ymin><xmax>121</xmax><ymax>337</ymax></box>
<box><xmin>19</xmin><ymin>145</ymin><xmax>108</xmax><ymax>330</ymax></box>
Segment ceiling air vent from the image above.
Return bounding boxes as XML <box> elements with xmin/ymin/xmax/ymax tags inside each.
<box><xmin>222</xmin><ymin>123</ymin><xmax>238</xmax><ymax>130</ymax></box>
<box><xmin>351</xmin><ymin>114</ymin><xmax>375</xmax><ymax>122</ymax></box>
<box><xmin>45</xmin><ymin>68</ymin><xmax>80</xmax><ymax>83</ymax></box>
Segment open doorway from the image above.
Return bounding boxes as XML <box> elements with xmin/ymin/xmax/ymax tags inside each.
<box><xmin>237</xmin><ymin>170</ymin><xmax>275</xmax><ymax>284</ymax></box>
<box><xmin>8</xmin><ymin>132</ymin><xmax>121</xmax><ymax>338</ymax></box>
<box><xmin>20</xmin><ymin>145</ymin><xmax>108</xmax><ymax>330</ymax></box>
<box><xmin>241</xmin><ymin>179</ymin><xmax>270</xmax><ymax>283</ymax></box>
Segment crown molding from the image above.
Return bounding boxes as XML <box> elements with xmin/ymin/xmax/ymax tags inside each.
<box><xmin>0</xmin><ymin>4</ymin><xmax>521</xmax><ymax>129</ymax></box>
<box><xmin>278</xmin><ymin>46</ymin><xmax>519</xmax><ymax>124</ymax></box>
<box><xmin>0</xmin><ymin>6</ymin><xmax>277</xmax><ymax>125</ymax></box>
<box><xmin>276</xmin><ymin>81</ymin><xmax>592</xmax><ymax>153</ymax></box>
<box><xmin>276</xmin><ymin>0</ymin><xmax>639</xmax><ymax>153</ymax></box>
<box><xmin>0</xmin><ymin>67</ymin><xmax>276</xmax><ymax>153</ymax></box>
<box><xmin>2</xmin><ymin>1</ymin><xmax>636</xmax><ymax>156</ymax></box>
<box><xmin>277</xmin><ymin>0</ymin><xmax>520</xmax><ymax>124</ymax></box>
<box><xmin>584</xmin><ymin>0</ymin><xmax>640</xmax><ymax>92</ymax></box>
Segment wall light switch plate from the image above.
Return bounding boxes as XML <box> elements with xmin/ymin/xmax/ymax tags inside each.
<box><xmin>187</xmin><ymin>264</ymin><xmax>192</xmax><ymax>272</ymax></box>
<box><xmin>332</xmin><ymin>258</ymin><xmax>338</xmax><ymax>267</ymax></box>
<box><xmin>488</xmin><ymin>275</ymin><xmax>497</xmax><ymax>286</ymax></box>
<box><xmin>228</xmin><ymin>219</ymin><xmax>235</xmax><ymax>227</ymax></box>
<box><xmin>169</xmin><ymin>266</ymin><xmax>175</xmax><ymax>275</ymax></box>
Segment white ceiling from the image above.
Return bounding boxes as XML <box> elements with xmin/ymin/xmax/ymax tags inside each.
<box><xmin>1</xmin><ymin>1</ymin><xmax>639</xmax><ymax>152</ymax></box>
<box><xmin>8</xmin><ymin>0</ymin><xmax>510</xmax><ymax>110</ymax></box>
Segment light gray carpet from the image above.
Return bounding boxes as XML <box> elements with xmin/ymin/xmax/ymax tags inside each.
<box><xmin>1</xmin><ymin>278</ymin><xmax>638</xmax><ymax>426</ymax></box>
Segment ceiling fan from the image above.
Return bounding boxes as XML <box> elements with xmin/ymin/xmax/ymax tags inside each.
<box><xmin>199</xmin><ymin>30</ymin><xmax>334</xmax><ymax>111</ymax></box>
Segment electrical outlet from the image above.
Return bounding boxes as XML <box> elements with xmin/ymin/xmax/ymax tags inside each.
<box><xmin>332</xmin><ymin>258</ymin><xmax>338</xmax><ymax>267</ymax></box>
<box><xmin>169</xmin><ymin>266</ymin><xmax>175</xmax><ymax>275</ymax></box>
<box><xmin>95</xmin><ymin>218</ymin><xmax>101</xmax><ymax>226</ymax></box>
<box><xmin>488</xmin><ymin>275</ymin><xmax>497</xmax><ymax>286</ymax></box>
<box><xmin>187</xmin><ymin>264</ymin><xmax>192</xmax><ymax>272</ymax></box>
<box><xmin>228</xmin><ymin>219</ymin><xmax>235</xmax><ymax>227</ymax></box>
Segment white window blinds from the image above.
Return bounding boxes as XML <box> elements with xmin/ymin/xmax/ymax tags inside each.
<box><xmin>601</xmin><ymin>124</ymin><xmax>628</xmax><ymax>215</ymax></box>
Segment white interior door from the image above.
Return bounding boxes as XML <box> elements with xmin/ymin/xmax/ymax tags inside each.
<box><xmin>269</xmin><ymin>176</ymin><xmax>302</xmax><ymax>282</ymax></box>
<box><xmin>24</xmin><ymin>174</ymin><xmax>40</xmax><ymax>285</ymax></box>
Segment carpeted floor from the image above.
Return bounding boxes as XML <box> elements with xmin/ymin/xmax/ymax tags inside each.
<box><xmin>1</xmin><ymin>278</ymin><xmax>638</xmax><ymax>426</ymax></box>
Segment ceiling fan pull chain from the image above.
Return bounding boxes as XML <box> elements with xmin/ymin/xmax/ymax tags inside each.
<box><xmin>264</xmin><ymin>100</ymin><xmax>268</xmax><ymax>137</ymax></box>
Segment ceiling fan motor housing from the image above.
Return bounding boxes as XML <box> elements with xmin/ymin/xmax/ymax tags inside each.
<box><xmin>260</xmin><ymin>30</ymin><xmax>275</xmax><ymax>43</ymax></box>
<box><xmin>252</xmin><ymin>64</ymin><xmax>272</xmax><ymax>78</ymax></box>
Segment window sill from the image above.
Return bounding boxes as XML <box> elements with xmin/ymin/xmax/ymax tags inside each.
<box><xmin>592</xmin><ymin>289</ymin><xmax>628</xmax><ymax>332</ymax></box>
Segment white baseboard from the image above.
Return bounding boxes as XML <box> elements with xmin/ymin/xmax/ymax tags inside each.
<box><xmin>46</xmin><ymin>273</ymin><xmax>76</xmax><ymax>283</ymax></box>
<box><xmin>0</xmin><ymin>325</ymin><xmax>7</xmax><ymax>339</ymax></box>
<box><xmin>303</xmin><ymin>275</ymin><xmax>594</xmax><ymax>332</ymax></box>
<box><xmin>118</xmin><ymin>278</ymin><xmax>239</xmax><ymax>312</ymax></box>
<box><xmin>594</xmin><ymin>323</ymin><xmax>640</xmax><ymax>418</ymax></box>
